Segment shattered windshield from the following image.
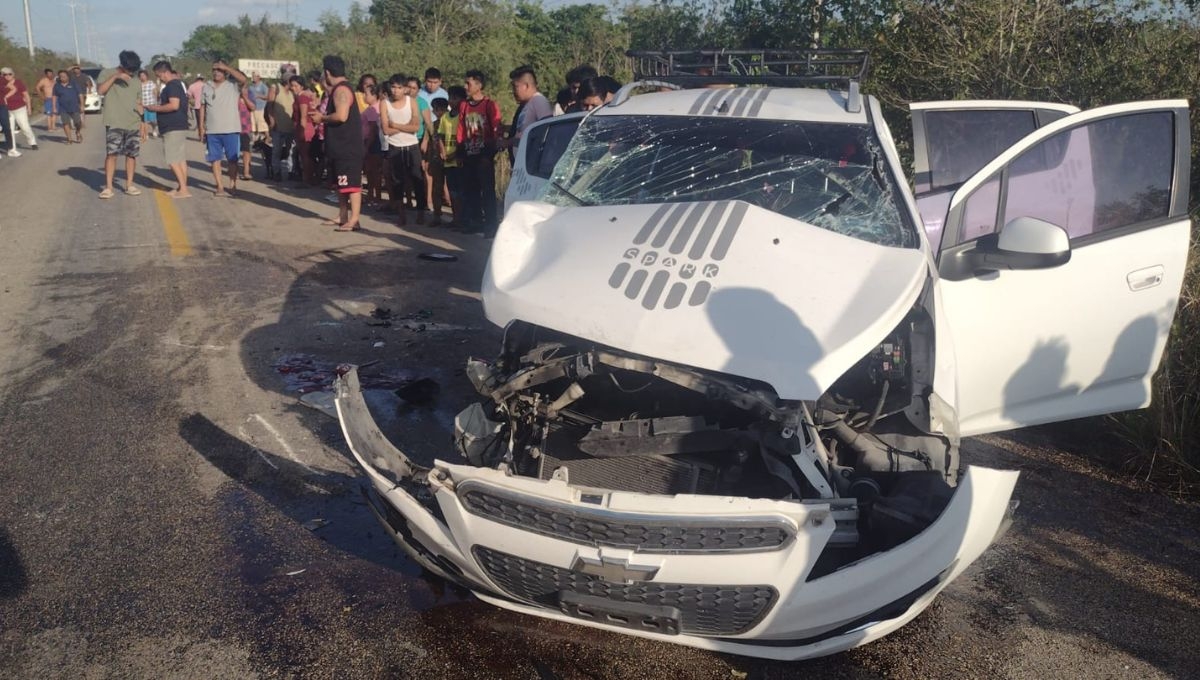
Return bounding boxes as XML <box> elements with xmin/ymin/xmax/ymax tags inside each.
<box><xmin>543</xmin><ymin>114</ymin><xmax>916</xmax><ymax>248</ymax></box>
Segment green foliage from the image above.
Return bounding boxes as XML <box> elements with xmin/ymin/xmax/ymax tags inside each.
<box><xmin>0</xmin><ymin>22</ymin><xmax>95</xmax><ymax>102</ymax></box>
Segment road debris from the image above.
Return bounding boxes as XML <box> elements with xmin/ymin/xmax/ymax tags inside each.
<box><xmin>302</xmin><ymin>519</ymin><xmax>329</xmax><ymax>531</ymax></box>
<box><xmin>299</xmin><ymin>391</ymin><xmax>338</xmax><ymax>419</ymax></box>
<box><xmin>274</xmin><ymin>354</ymin><xmax>413</xmax><ymax>393</ymax></box>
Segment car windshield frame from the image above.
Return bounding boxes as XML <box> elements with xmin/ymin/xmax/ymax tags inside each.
<box><xmin>543</xmin><ymin>113</ymin><xmax>919</xmax><ymax>249</ymax></box>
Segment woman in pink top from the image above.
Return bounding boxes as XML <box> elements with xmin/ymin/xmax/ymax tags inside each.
<box><xmin>359</xmin><ymin>83</ymin><xmax>384</xmax><ymax>205</ymax></box>
<box><xmin>186</xmin><ymin>76</ymin><xmax>205</xmax><ymax>128</ymax></box>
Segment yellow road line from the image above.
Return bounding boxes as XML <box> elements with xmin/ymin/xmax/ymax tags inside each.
<box><xmin>153</xmin><ymin>188</ymin><xmax>193</xmax><ymax>257</ymax></box>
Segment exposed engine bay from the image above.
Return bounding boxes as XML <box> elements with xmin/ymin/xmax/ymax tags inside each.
<box><xmin>453</xmin><ymin>311</ymin><xmax>959</xmax><ymax>564</ymax></box>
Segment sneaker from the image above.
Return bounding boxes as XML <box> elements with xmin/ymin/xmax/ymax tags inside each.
<box><xmin>6</xmin><ymin>149</ymin><xmax>21</xmax><ymax>157</ymax></box>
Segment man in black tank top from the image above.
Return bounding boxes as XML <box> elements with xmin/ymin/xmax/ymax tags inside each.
<box><xmin>310</xmin><ymin>55</ymin><xmax>364</xmax><ymax>231</ymax></box>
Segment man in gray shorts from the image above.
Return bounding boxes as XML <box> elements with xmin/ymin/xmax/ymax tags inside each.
<box><xmin>145</xmin><ymin>60</ymin><xmax>191</xmax><ymax>197</ymax></box>
<box><xmin>97</xmin><ymin>50</ymin><xmax>145</xmax><ymax>198</ymax></box>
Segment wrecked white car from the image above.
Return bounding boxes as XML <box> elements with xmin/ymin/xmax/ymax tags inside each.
<box><xmin>335</xmin><ymin>50</ymin><xmax>1191</xmax><ymax>660</ymax></box>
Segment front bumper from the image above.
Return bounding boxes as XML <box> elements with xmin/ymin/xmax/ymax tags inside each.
<box><xmin>335</xmin><ymin>367</ymin><xmax>1018</xmax><ymax>660</ymax></box>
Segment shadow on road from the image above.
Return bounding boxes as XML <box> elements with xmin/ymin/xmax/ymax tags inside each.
<box><xmin>177</xmin><ymin>411</ymin><xmax>426</xmax><ymax>579</ymax></box>
<box><xmin>56</xmin><ymin>166</ymin><xmax>106</xmax><ymax>192</ymax></box>
<box><xmin>0</xmin><ymin>526</ymin><xmax>27</xmax><ymax>599</ymax></box>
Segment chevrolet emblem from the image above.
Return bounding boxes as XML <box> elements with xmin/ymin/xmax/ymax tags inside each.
<box><xmin>571</xmin><ymin>554</ymin><xmax>661</xmax><ymax>584</ymax></box>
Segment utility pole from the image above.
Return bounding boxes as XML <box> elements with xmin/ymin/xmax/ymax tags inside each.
<box><xmin>66</xmin><ymin>1</ymin><xmax>81</xmax><ymax>63</ymax></box>
<box><xmin>82</xmin><ymin>4</ymin><xmax>95</xmax><ymax>63</ymax></box>
<box><xmin>23</xmin><ymin>0</ymin><xmax>34</xmax><ymax>60</ymax></box>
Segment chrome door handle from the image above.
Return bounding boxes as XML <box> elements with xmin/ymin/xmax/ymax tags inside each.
<box><xmin>1127</xmin><ymin>266</ymin><xmax>1164</xmax><ymax>292</ymax></box>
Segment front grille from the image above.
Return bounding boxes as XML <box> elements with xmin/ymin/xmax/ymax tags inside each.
<box><xmin>472</xmin><ymin>546</ymin><xmax>777</xmax><ymax>636</ymax></box>
<box><xmin>458</xmin><ymin>483</ymin><xmax>794</xmax><ymax>554</ymax></box>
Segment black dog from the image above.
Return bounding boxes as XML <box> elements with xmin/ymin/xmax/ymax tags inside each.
<box><xmin>252</xmin><ymin>138</ymin><xmax>277</xmax><ymax>180</ymax></box>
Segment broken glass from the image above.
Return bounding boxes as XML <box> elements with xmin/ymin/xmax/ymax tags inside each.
<box><xmin>543</xmin><ymin>114</ymin><xmax>918</xmax><ymax>248</ymax></box>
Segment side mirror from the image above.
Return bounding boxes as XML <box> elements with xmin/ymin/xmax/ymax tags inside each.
<box><xmin>940</xmin><ymin>217</ymin><xmax>1071</xmax><ymax>281</ymax></box>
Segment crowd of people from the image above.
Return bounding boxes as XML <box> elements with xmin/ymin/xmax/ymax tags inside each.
<box><xmin>8</xmin><ymin>50</ymin><xmax>624</xmax><ymax>236</ymax></box>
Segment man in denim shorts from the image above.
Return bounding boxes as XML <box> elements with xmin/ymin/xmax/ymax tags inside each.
<box><xmin>97</xmin><ymin>50</ymin><xmax>144</xmax><ymax>198</ymax></box>
<box><xmin>198</xmin><ymin>60</ymin><xmax>248</xmax><ymax>196</ymax></box>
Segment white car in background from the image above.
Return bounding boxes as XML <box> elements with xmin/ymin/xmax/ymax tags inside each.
<box><xmin>81</xmin><ymin>67</ymin><xmax>102</xmax><ymax>113</ymax></box>
<box><xmin>337</xmin><ymin>50</ymin><xmax>1190</xmax><ymax>660</ymax></box>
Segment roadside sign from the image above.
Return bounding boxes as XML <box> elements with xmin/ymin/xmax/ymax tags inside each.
<box><xmin>237</xmin><ymin>59</ymin><xmax>301</xmax><ymax>80</ymax></box>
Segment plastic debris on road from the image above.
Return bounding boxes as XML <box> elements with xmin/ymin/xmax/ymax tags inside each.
<box><xmin>418</xmin><ymin>253</ymin><xmax>458</xmax><ymax>262</ymax></box>
<box><xmin>299</xmin><ymin>391</ymin><xmax>338</xmax><ymax>418</ymax></box>
<box><xmin>273</xmin><ymin>354</ymin><xmax>414</xmax><ymax>393</ymax></box>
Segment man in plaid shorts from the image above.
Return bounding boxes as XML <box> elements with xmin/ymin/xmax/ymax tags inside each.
<box><xmin>97</xmin><ymin>50</ymin><xmax>145</xmax><ymax>198</ymax></box>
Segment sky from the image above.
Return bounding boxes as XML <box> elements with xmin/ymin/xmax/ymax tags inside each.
<box><xmin>0</xmin><ymin>0</ymin><xmax>360</xmax><ymax>66</ymax></box>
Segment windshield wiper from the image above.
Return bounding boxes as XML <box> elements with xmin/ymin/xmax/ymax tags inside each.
<box><xmin>549</xmin><ymin>181</ymin><xmax>592</xmax><ymax>206</ymax></box>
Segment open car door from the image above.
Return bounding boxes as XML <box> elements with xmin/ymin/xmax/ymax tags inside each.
<box><xmin>503</xmin><ymin>112</ymin><xmax>585</xmax><ymax>215</ymax></box>
<box><xmin>910</xmin><ymin>101</ymin><xmax>1080</xmax><ymax>251</ymax></box>
<box><xmin>932</xmin><ymin>100</ymin><xmax>1191</xmax><ymax>437</ymax></box>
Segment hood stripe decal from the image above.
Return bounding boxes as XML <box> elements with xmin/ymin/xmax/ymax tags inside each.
<box><xmin>708</xmin><ymin>89</ymin><xmax>738</xmax><ymax>115</ymax></box>
<box><xmin>746</xmin><ymin>88</ymin><xmax>771</xmax><ymax>117</ymax></box>
<box><xmin>688</xmin><ymin>88</ymin><xmax>720</xmax><ymax>115</ymax></box>
<box><xmin>624</xmin><ymin>269</ymin><xmax>649</xmax><ymax>299</ymax></box>
<box><xmin>642</xmin><ymin>270</ymin><xmax>671</xmax><ymax>310</ymax></box>
<box><xmin>669</xmin><ymin>201</ymin><xmax>712</xmax><ymax>254</ymax></box>
<box><xmin>688</xmin><ymin>281</ymin><xmax>712</xmax><ymax>307</ymax></box>
<box><xmin>609</xmin><ymin>262</ymin><xmax>631</xmax><ymax>289</ymax></box>
<box><xmin>721</xmin><ymin>89</ymin><xmax>754</xmax><ymax>116</ymax></box>
<box><xmin>730</xmin><ymin>88</ymin><xmax>760</xmax><ymax>117</ymax></box>
<box><xmin>711</xmin><ymin>202</ymin><xmax>749</xmax><ymax>261</ymax></box>
<box><xmin>664</xmin><ymin>282</ymin><xmax>687</xmax><ymax>309</ymax></box>
<box><xmin>689</xmin><ymin>201</ymin><xmax>731</xmax><ymax>260</ymax></box>
<box><xmin>612</xmin><ymin>201</ymin><xmax>745</xmax><ymax>311</ymax></box>
<box><xmin>633</xmin><ymin>204</ymin><xmax>673</xmax><ymax>246</ymax></box>
<box><xmin>652</xmin><ymin>203</ymin><xmax>692</xmax><ymax>248</ymax></box>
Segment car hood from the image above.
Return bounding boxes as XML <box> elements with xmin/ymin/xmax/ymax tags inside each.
<box><xmin>483</xmin><ymin>201</ymin><xmax>928</xmax><ymax>400</ymax></box>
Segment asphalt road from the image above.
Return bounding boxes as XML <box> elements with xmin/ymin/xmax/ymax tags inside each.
<box><xmin>0</xmin><ymin>122</ymin><xmax>1197</xmax><ymax>679</ymax></box>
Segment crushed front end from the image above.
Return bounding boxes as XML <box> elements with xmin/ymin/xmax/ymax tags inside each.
<box><xmin>335</xmin><ymin>324</ymin><xmax>1018</xmax><ymax>660</ymax></box>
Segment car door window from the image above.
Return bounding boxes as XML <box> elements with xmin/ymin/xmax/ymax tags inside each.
<box><xmin>951</xmin><ymin>110</ymin><xmax>1176</xmax><ymax>246</ymax></box>
<box><xmin>923</xmin><ymin>109</ymin><xmax>1037</xmax><ymax>192</ymax></box>
<box><xmin>526</xmin><ymin>119</ymin><xmax>582</xmax><ymax>179</ymax></box>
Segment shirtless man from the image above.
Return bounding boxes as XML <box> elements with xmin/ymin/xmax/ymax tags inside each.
<box><xmin>36</xmin><ymin>69</ymin><xmax>56</xmax><ymax>132</ymax></box>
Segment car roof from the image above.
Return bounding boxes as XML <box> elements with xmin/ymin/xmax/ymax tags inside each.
<box><xmin>597</xmin><ymin>87</ymin><xmax>869</xmax><ymax>125</ymax></box>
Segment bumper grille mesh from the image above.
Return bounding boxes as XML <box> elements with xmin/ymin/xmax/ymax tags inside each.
<box><xmin>459</xmin><ymin>487</ymin><xmax>792</xmax><ymax>553</ymax></box>
<box><xmin>472</xmin><ymin>546</ymin><xmax>777</xmax><ymax>636</ymax></box>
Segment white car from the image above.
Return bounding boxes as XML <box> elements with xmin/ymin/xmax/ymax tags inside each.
<box><xmin>336</xmin><ymin>50</ymin><xmax>1190</xmax><ymax>660</ymax></box>
<box><xmin>81</xmin><ymin>68</ymin><xmax>102</xmax><ymax>113</ymax></box>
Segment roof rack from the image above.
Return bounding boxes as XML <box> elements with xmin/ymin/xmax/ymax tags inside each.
<box><xmin>625</xmin><ymin>49</ymin><xmax>869</xmax><ymax>112</ymax></box>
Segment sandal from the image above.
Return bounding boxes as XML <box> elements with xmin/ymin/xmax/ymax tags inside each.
<box><xmin>334</xmin><ymin>223</ymin><xmax>360</xmax><ymax>232</ymax></box>
<box><xmin>98</xmin><ymin>188</ymin><xmax>114</xmax><ymax>199</ymax></box>
<box><xmin>126</xmin><ymin>186</ymin><xmax>142</xmax><ymax>196</ymax></box>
